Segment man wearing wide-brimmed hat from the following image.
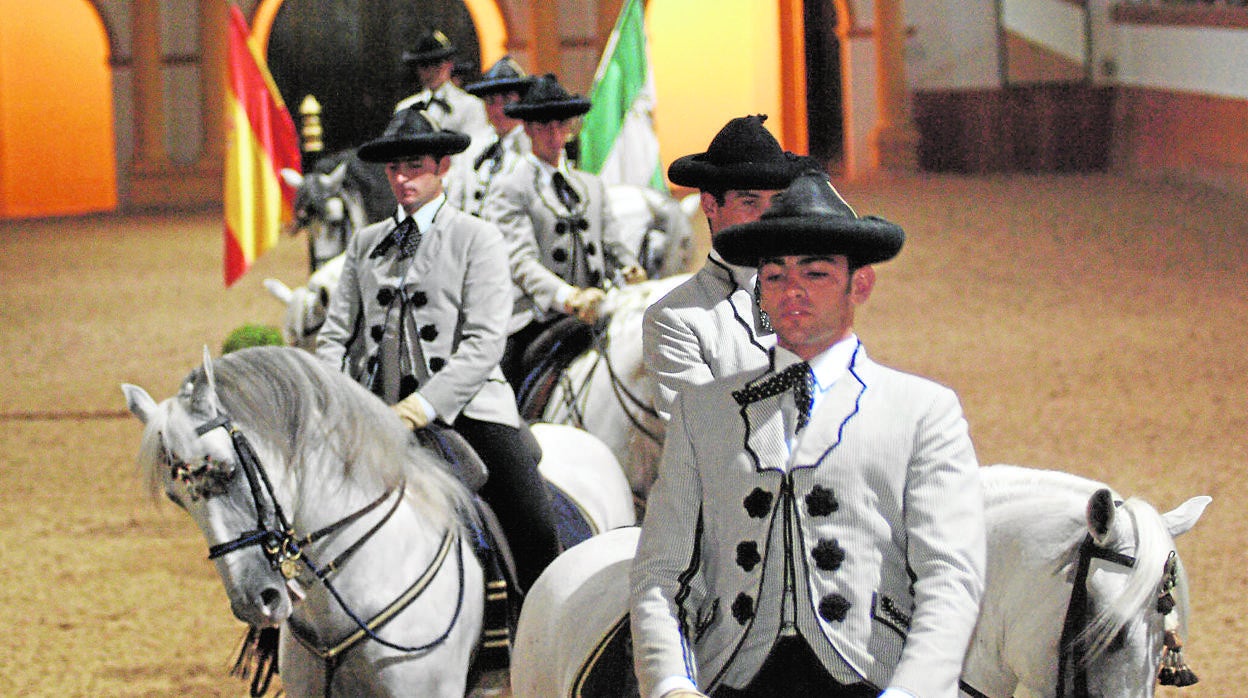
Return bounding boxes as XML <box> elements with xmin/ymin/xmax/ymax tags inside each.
<box><xmin>395</xmin><ymin>29</ymin><xmax>490</xmax><ymax>144</ymax></box>
<box><xmin>642</xmin><ymin>115</ymin><xmax>810</xmax><ymax>422</ymax></box>
<box><xmin>631</xmin><ymin>172</ymin><xmax>986</xmax><ymax>698</ymax></box>
<box><xmin>317</xmin><ymin>106</ymin><xmax>560</xmax><ymax>594</ymax></box>
<box><xmin>480</xmin><ymin>73</ymin><xmax>646</xmax><ymax>390</ymax></box>
<box><xmin>446</xmin><ymin>55</ymin><xmax>534</xmax><ymax>217</ymax></box>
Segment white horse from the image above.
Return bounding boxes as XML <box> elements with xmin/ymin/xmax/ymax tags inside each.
<box><xmin>122</xmin><ymin>345</ymin><xmax>632</xmax><ymax>697</ymax></box>
<box><xmin>510</xmin><ymin>465</ymin><xmax>1210</xmax><ymax>698</ymax></box>
<box><xmin>263</xmin><ymin>252</ymin><xmax>344</xmax><ymax>352</ymax></box>
<box><xmin>525</xmin><ymin>273</ymin><xmax>691</xmax><ymax>511</ymax></box>
<box><xmin>280</xmin><ymin>150</ymin><xmax>391</xmax><ymax>273</ymax></box>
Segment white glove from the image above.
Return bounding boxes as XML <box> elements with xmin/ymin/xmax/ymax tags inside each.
<box><xmin>392</xmin><ymin>394</ymin><xmax>429</xmax><ymax>430</ymax></box>
<box><xmin>564</xmin><ymin>286</ymin><xmax>606</xmax><ymax>324</ymax></box>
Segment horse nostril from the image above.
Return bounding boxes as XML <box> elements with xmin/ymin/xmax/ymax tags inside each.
<box><xmin>260</xmin><ymin>587</ymin><xmax>283</xmax><ymax>611</ymax></box>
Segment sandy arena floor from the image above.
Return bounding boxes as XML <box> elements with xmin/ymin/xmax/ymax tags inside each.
<box><xmin>1</xmin><ymin>171</ymin><xmax>1244</xmax><ymax>696</ymax></box>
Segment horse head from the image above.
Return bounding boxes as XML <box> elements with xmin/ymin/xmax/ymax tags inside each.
<box><xmin>1064</xmin><ymin>489</ymin><xmax>1210</xmax><ymax>698</ymax></box>
<box><xmin>123</xmin><ymin>348</ymin><xmax>295</xmax><ymax>629</ymax></box>
<box><xmin>263</xmin><ymin>251</ymin><xmax>345</xmax><ymax>351</ymax></box>
<box><xmin>966</xmin><ymin>465</ymin><xmax>1211</xmax><ymax>698</ymax></box>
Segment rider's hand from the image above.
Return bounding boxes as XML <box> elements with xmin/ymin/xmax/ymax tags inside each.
<box><xmin>392</xmin><ymin>394</ymin><xmax>429</xmax><ymax>430</ymax></box>
<box><xmin>620</xmin><ymin>264</ymin><xmax>648</xmax><ymax>284</ymax></box>
<box><xmin>564</xmin><ymin>287</ymin><xmax>606</xmax><ymax>324</ymax></box>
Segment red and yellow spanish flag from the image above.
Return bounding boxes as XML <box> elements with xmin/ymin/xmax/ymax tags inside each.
<box><xmin>223</xmin><ymin>4</ymin><xmax>300</xmax><ymax>287</ymax></box>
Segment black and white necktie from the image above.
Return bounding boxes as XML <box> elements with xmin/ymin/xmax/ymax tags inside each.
<box><xmin>552</xmin><ymin>171</ymin><xmax>580</xmax><ymax>211</ymax></box>
<box><xmin>733</xmin><ymin>362</ymin><xmax>816</xmax><ymax>432</ymax></box>
<box><xmin>396</xmin><ymin>217</ymin><xmax>422</xmax><ymax>259</ymax></box>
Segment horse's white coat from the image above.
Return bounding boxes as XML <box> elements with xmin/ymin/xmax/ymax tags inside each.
<box><xmin>123</xmin><ymin>346</ymin><xmax>633</xmax><ymax>697</ymax></box>
<box><xmin>509</xmin><ymin>465</ymin><xmax>1210</xmax><ymax>698</ymax></box>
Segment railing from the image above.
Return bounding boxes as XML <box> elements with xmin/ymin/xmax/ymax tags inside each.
<box><xmin>1113</xmin><ymin>1</ymin><xmax>1248</xmax><ymax>29</ymax></box>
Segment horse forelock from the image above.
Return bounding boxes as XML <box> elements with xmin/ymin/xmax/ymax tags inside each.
<box><xmin>186</xmin><ymin>347</ymin><xmax>469</xmax><ymax>530</ymax></box>
<box><xmin>1079</xmin><ymin>496</ymin><xmax>1184</xmax><ymax>662</ymax></box>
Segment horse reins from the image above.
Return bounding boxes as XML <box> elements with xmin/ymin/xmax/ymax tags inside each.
<box><xmin>185</xmin><ymin>413</ymin><xmax>468</xmax><ymax>663</ymax></box>
<box><xmin>1054</xmin><ymin>533</ymin><xmax>1140</xmax><ymax>698</ymax></box>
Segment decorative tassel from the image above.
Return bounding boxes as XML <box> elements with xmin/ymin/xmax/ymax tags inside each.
<box><xmin>231</xmin><ymin>625</ymin><xmax>281</xmax><ymax>696</ymax></box>
<box><xmin>1158</xmin><ymin>629</ymin><xmax>1199</xmax><ymax>687</ymax></box>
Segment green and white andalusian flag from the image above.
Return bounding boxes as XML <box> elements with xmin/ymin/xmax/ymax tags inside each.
<box><xmin>580</xmin><ymin>0</ymin><xmax>665</xmax><ymax>191</ymax></box>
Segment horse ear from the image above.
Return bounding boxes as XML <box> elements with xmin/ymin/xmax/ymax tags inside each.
<box><xmin>1086</xmin><ymin>487</ymin><xmax>1116</xmax><ymax>545</ymax></box>
<box><xmin>264</xmin><ymin>277</ymin><xmax>295</xmax><ymax>304</ymax></box>
<box><xmin>195</xmin><ymin>345</ymin><xmax>224</xmax><ymax>415</ymax></box>
<box><xmin>1163</xmin><ymin>495</ymin><xmax>1212</xmax><ymax>538</ymax></box>
<box><xmin>326</xmin><ymin>161</ymin><xmax>349</xmax><ymax>189</ymax></box>
<box><xmin>280</xmin><ymin>167</ymin><xmax>304</xmax><ymax>189</ymax></box>
<box><xmin>122</xmin><ymin>383</ymin><xmax>158</xmax><ymax>424</ymax></box>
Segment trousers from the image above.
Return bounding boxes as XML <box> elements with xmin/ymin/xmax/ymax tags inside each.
<box><xmin>453</xmin><ymin>415</ymin><xmax>560</xmax><ymax>594</ymax></box>
<box><xmin>710</xmin><ymin>636</ymin><xmax>878</xmax><ymax>698</ymax></box>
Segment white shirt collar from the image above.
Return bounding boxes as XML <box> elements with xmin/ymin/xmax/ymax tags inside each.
<box><xmin>774</xmin><ymin>333</ymin><xmax>858</xmax><ymax>397</ymax></box>
<box><xmin>528</xmin><ymin>152</ymin><xmax>568</xmax><ymax>182</ymax></box>
<box><xmin>395</xmin><ymin>193</ymin><xmax>446</xmax><ymax>231</ymax></box>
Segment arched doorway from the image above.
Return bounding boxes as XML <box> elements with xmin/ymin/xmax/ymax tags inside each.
<box><xmin>262</xmin><ymin>0</ymin><xmax>483</xmax><ymax>158</ymax></box>
<box><xmin>0</xmin><ymin>0</ymin><xmax>116</xmax><ymax>218</ymax></box>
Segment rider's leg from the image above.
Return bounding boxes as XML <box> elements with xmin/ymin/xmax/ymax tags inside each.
<box><xmin>452</xmin><ymin>415</ymin><xmax>561</xmax><ymax>595</ymax></box>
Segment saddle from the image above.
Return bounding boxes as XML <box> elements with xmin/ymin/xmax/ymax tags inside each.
<box><xmin>516</xmin><ymin>316</ymin><xmax>596</xmax><ymax>420</ymax></box>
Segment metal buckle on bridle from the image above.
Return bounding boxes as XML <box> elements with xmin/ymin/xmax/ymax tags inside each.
<box><xmin>195</xmin><ymin>414</ymin><xmax>299</xmax><ymax>579</ymax></box>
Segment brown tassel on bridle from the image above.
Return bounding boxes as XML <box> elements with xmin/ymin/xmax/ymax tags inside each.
<box><xmin>1156</xmin><ymin>551</ymin><xmax>1198</xmax><ymax>688</ymax></box>
<box><xmin>1158</xmin><ymin>628</ymin><xmax>1199</xmax><ymax>687</ymax></box>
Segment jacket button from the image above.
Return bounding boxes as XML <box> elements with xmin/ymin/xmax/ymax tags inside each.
<box><xmin>429</xmin><ymin>357</ymin><xmax>446</xmax><ymax>372</ymax></box>
<box><xmin>552</xmin><ymin>247</ymin><xmax>568</xmax><ymax>263</ymax></box>
<box><xmin>805</xmin><ymin>485</ymin><xmax>839</xmax><ymax>516</ymax></box>
<box><xmin>420</xmin><ymin>324</ymin><xmax>439</xmax><ymax>342</ymax></box>
<box><xmin>731</xmin><ymin>593</ymin><xmax>754</xmax><ymax>625</ymax></box>
<box><xmin>399</xmin><ymin>375</ymin><xmax>419</xmax><ymax>398</ymax></box>
<box><xmin>743</xmin><ymin>488</ymin><xmax>773</xmax><ymax>518</ymax></box>
<box><xmin>819</xmin><ymin>594</ymin><xmax>852</xmax><ymax>623</ymax></box>
<box><xmin>812</xmin><ymin>539</ymin><xmax>846</xmax><ymax>571</ymax></box>
<box><xmin>735</xmin><ymin>541</ymin><xmax>760</xmax><ymax>572</ymax></box>
<box><xmin>586</xmin><ymin>242</ymin><xmax>598</xmax><ymax>256</ymax></box>
<box><xmin>370</xmin><ymin>324</ymin><xmax>385</xmax><ymax>342</ymax></box>
<box><xmin>376</xmin><ymin>287</ymin><xmax>395</xmax><ymax>306</ymax></box>
<box><xmin>411</xmin><ymin>290</ymin><xmax>428</xmax><ymax>307</ymax></box>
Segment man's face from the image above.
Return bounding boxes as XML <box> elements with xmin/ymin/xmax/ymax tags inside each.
<box><xmin>385</xmin><ymin>155</ymin><xmax>450</xmax><ymax>213</ymax></box>
<box><xmin>757</xmin><ymin>254</ymin><xmax>874</xmax><ymax>360</ymax></box>
<box><xmin>484</xmin><ymin>92</ymin><xmax>523</xmax><ymax>134</ymax></box>
<box><xmin>703</xmin><ymin>189</ymin><xmax>781</xmax><ymax>235</ymax></box>
<box><xmin>525</xmin><ymin>119</ymin><xmax>576</xmax><ymax>165</ymax></box>
<box><xmin>416</xmin><ymin>60</ymin><xmax>452</xmax><ymax>90</ymax></box>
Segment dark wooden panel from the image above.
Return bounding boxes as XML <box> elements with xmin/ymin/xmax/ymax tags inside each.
<box><xmin>914</xmin><ymin>84</ymin><xmax>1114</xmax><ymax>174</ymax></box>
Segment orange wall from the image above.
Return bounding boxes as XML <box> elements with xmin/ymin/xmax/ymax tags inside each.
<box><xmin>0</xmin><ymin>0</ymin><xmax>116</xmax><ymax>218</ymax></box>
<box><xmin>647</xmin><ymin>0</ymin><xmax>796</xmax><ymax>182</ymax></box>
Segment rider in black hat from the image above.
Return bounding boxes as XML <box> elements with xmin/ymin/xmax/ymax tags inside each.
<box><xmin>446</xmin><ymin>55</ymin><xmax>535</xmax><ymax>217</ymax></box>
<box><xmin>395</xmin><ymin>29</ymin><xmax>490</xmax><ymax>144</ymax></box>
<box><xmin>642</xmin><ymin>115</ymin><xmax>811</xmax><ymax>421</ymax></box>
<box><xmin>318</xmin><ymin>107</ymin><xmax>561</xmax><ymax>595</ymax></box>
<box><xmin>631</xmin><ymin>171</ymin><xmax>984</xmax><ymax>698</ymax></box>
<box><xmin>480</xmin><ymin>73</ymin><xmax>647</xmax><ymax>392</ymax></box>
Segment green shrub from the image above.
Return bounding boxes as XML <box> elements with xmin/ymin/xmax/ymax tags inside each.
<box><xmin>222</xmin><ymin>323</ymin><xmax>285</xmax><ymax>354</ymax></box>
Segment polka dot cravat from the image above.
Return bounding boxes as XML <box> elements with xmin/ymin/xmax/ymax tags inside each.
<box><xmin>733</xmin><ymin>362</ymin><xmax>816</xmax><ymax>432</ymax></box>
